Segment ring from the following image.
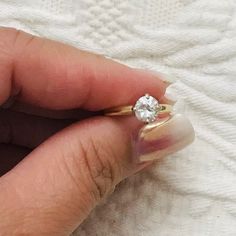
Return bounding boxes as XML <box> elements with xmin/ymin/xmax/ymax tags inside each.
<box><xmin>105</xmin><ymin>94</ymin><xmax>172</xmax><ymax>123</ymax></box>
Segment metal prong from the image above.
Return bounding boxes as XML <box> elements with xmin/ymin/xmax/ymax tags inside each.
<box><xmin>145</xmin><ymin>94</ymin><xmax>150</xmax><ymax>99</ymax></box>
<box><xmin>146</xmin><ymin>117</ymin><xmax>151</xmax><ymax>123</ymax></box>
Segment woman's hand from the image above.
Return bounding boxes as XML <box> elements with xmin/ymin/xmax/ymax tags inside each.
<box><xmin>0</xmin><ymin>27</ymin><xmax>194</xmax><ymax>235</ymax></box>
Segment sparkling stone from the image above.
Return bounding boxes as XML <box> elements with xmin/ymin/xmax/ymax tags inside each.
<box><xmin>133</xmin><ymin>95</ymin><xmax>160</xmax><ymax>123</ymax></box>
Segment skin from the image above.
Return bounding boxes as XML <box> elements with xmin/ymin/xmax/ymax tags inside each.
<box><xmin>0</xmin><ymin>27</ymin><xmax>167</xmax><ymax>235</ymax></box>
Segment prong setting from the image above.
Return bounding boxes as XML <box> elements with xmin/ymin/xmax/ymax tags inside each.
<box><xmin>133</xmin><ymin>95</ymin><xmax>160</xmax><ymax>123</ymax></box>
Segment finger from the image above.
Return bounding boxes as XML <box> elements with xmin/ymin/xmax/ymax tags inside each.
<box><xmin>0</xmin><ymin>115</ymin><xmax>194</xmax><ymax>235</ymax></box>
<box><xmin>0</xmin><ymin>92</ymin><xmax>172</xmax><ymax>148</ymax></box>
<box><xmin>0</xmin><ymin>27</ymin><xmax>166</xmax><ymax>110</ymax></box>
<box><xmin>0</xmin><ymin>109</ymin><xmax>74</xmax><ymax>148</ymax></box>
<box><xmin>0</xmin><ymin>144</ymin><xmax>29</xmax><ymax>176</ymax></box>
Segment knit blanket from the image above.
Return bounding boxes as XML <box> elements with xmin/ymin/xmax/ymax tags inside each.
<box><xmin>1</xmin><ymin>0</ymin><xmax>236</xmax><ymax>235</ymax></box>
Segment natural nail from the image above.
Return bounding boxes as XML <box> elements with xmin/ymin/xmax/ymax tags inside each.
<box><xmin>163</xmin><ymin>86</ymin><xmax>178</xmax><ymax>104</ymax></box>
<box><xmin>157</xmin><ymin>72</ymin><xmax>176</xmax><ymax>85</ymax></box>
<box><xmin>134</xmin><ymin>114</ymin><xmax>195</xmax><ymax>162</ymax></box>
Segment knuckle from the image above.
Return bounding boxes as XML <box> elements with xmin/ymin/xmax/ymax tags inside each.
<box><xmin>0</xmin><ymin>27</ymin><xmax>18</xmax><ymax>58</ymax></box>
<box><xmin>79</xmin><ymin>136</ymin><xmax>118</xmax><ymax>201</ymax></box>
<box><xmin>0</xmin><ymin>27</ymin><xmax>38</xmax><ymax>64</ymax></box>
<box><xmin>11</xmin><ymin>29</ymin><xmax>38</xmax><ymax>54</ymax></box>
<box><xmin>58</xmin><ymin>128</ymin><xmax>120</xmax><ymax>203</ymax></box>
<box><xmin>0</xmin><ymin>28</ymin><xmax>26</xmax><ymax>53</ymax></box>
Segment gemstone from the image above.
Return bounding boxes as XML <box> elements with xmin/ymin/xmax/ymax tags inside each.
<box><xmin>133</xmin><ymin>94</ymin><xmax>160</xmax><ymax>123</ymax></box>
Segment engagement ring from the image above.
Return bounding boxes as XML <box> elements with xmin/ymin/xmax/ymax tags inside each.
<box><xmin>105</xmin><ymin>94</ymin><xmax>172</xmax><ymax>123</ymax></box>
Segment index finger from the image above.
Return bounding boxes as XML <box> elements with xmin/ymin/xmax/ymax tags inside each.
<box><xmin>0</xmin><ymin>27</ymin><xmax>166</xmax><ymax>110</ymax></box>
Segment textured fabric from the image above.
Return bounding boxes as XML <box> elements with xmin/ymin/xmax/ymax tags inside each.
<box><xmin>1</xmin><ymin>0</ymin><xmax>236</xmax><ymax>235</ymax></box>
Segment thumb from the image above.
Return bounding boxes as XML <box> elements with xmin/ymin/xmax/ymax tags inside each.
<box><xmin>0</xmin><ymin>116</ymin><xmax>146</xmax><ymax>235</ymax></box>
<box><xmin>0</xmin><ymin>114</ymin><xmax>194</xmax><ymax>235</ymax></box>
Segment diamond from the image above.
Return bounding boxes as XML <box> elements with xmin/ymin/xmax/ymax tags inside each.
<box><xmin>133</xmin><ymin>94</ymin><xmax>160</xmax><ymax>123</ymax></box>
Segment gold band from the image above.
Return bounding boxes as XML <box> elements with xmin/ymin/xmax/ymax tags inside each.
<box><xmin>105</xmin><ymin>104</ymin><xmax>172</xmax><ymax>116</ymax></box>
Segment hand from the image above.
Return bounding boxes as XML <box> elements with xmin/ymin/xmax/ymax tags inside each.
<box><xmin>0</xmin><ymin>28</ymin><xmax>194</xmax><ymax>235</ymax></box>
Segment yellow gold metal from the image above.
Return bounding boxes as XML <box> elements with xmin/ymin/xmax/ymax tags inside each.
<box><xmin>105</xmin><ymin>104</ymin><xmax>172</xmax><ymax>116</ymax></box>
<box><xmin>105</xmin><ymin>105</ymin><xmax>133</xmax><ymax>116</ymax></box>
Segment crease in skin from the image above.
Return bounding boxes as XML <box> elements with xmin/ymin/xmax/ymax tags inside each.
<box><xmin>135</xmin><ymin>114</ymin><xmax>195</xmax><ymax>162</ymax></box>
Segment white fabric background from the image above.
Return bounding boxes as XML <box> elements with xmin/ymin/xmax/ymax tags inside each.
<box><xmin>0</xmin><ymin>0</ymin><xmax>236</xmax><ymax>235</ymax></box>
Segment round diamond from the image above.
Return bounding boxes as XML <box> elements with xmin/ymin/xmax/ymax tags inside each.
<box><xmin>133</xmin><ymin>95</ymin><xmax>160</xmax><ymax>123</ymax></box>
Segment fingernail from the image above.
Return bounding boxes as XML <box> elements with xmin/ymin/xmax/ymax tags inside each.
<box><xmin>157</xmin><ymin>72</ymin><xmax>176</xmax><ymax>85</ymax></box>
<box><xmin>162</xmin><ymin>86</ymin><xmax>178</xmax><ymax>104</ymax></box>
<box><xmin>134</xmin><ymin>114</ymin><xmax>195</xmax><ymax>162</ymax></box>
<box><xmin>172</xmin><ymin>98</ymin><xmax>187</xmax><ymax>114</ymax></box>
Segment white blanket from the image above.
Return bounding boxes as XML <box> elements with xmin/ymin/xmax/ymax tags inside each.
<box><xmin>1</xmin><ymin>0</ymin><xmax>236</xmax><ymax>235</ymax></box>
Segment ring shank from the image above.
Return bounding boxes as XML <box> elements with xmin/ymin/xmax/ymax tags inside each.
<box><xmin>105</xmin><ymin>104</ymin><xmax>172</xmax><ymax>116</ymax></box>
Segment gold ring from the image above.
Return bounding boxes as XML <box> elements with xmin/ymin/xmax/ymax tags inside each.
<box><xmin>105</xmin><ymin>94</ymin><xmax>172</xmax><ymax>123</ymax></box>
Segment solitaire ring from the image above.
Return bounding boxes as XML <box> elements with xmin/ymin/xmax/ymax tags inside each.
<box><xmin>105</xmin><ymin>94</ymin><xmax>172</xmax><ymax>123</ymax></box>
